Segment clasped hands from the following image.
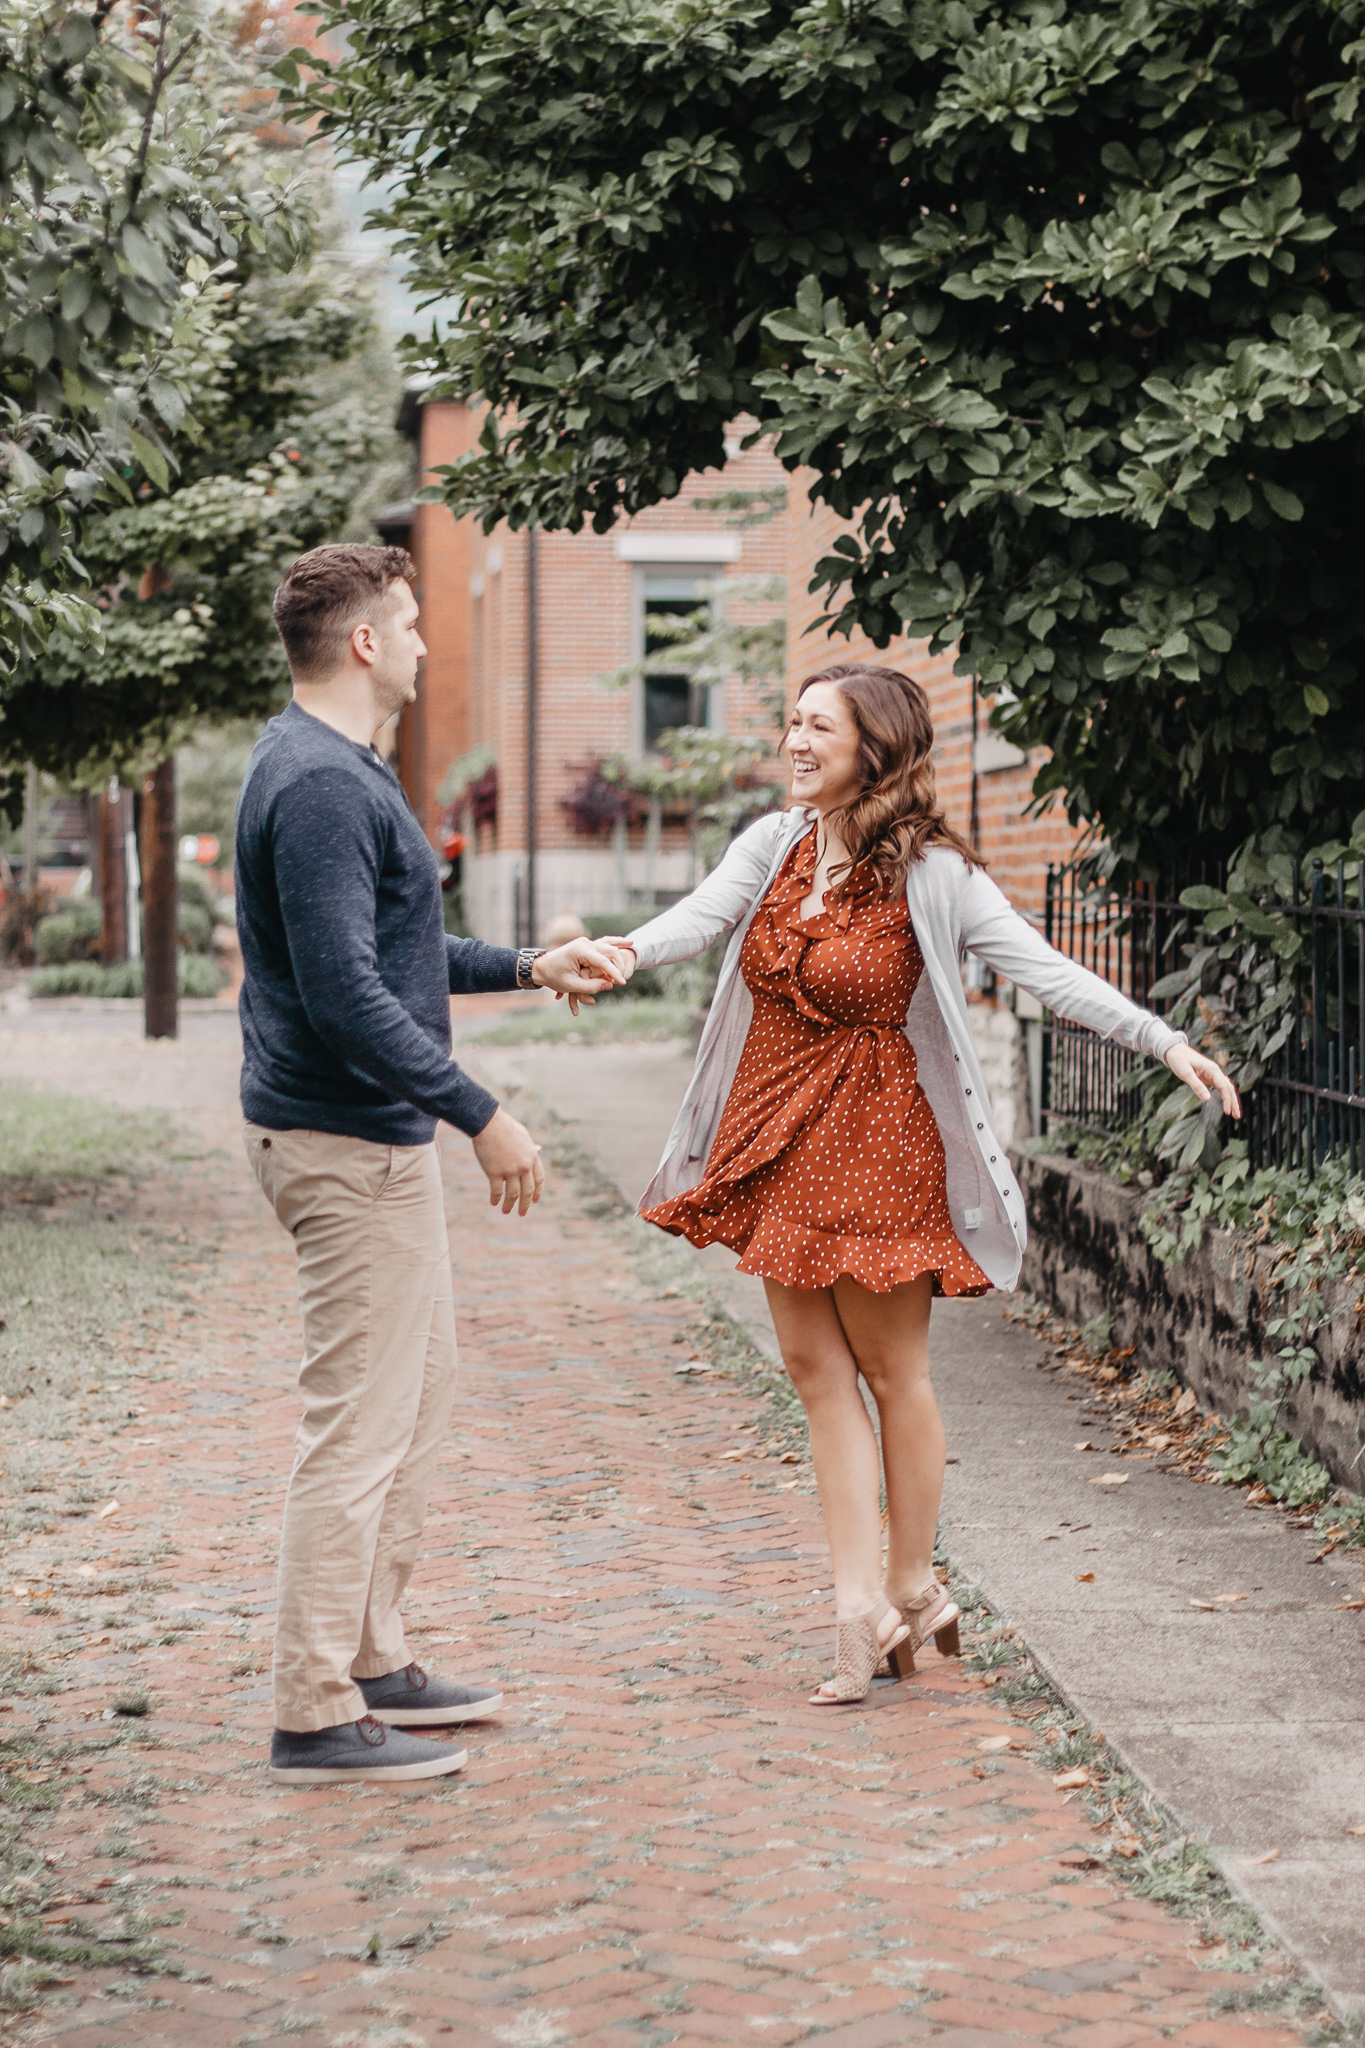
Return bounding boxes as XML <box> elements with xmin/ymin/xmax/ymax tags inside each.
<box><xmin>471</xmin><ymin>936</ymin><xmax>638</xmax><ymax>1219</ymax></box>
<box><xmin>530</xmin><ymin>935</ymin><xmax>638</xmax><ymax>1012</ymax></box>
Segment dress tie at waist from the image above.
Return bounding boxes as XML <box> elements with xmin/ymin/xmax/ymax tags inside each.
<box><xmin>842</xmin><ymin>1021</ymin><xmax>906</xmax><ymax>1091</ymax></box>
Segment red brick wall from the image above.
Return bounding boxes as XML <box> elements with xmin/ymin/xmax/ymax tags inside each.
<box><xmin>400</xmin><ymin>402</ymin><xmax>481</xmax><ymax>835</ymax></box>
<box><xmin>414</xmin><ymin>406</ymin><xmax>789</xmax><ymax>860</ymax></box>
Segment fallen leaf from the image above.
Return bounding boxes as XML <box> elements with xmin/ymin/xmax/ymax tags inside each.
<box><xmin>1335</xmin><ymin>1599</ymin><xmax>1365</xmax><ymax>1611</ymax></box>
<box><xmin>1146</xmin><ymin>1434</ymin><xmax>1171</xmax><ymax>1451</ymax></box>
<box><xmin>1088</xmin><ymin>1474</ymin><xmax>1129</xmax><ymax>1487</ymax></box>
<box><xmin>720</xmin><ymin>1448</ymin><xmax>749</xmax><ymax>1461</ymax></box>
<box><xmin>1092</xmin><ymin>1729</ymin><xmax>1106</xmax><ymax>1744</ymax></box>
<box><xmin>1189</xmin><ymin>1599</ymin><xmax>1216</xmax><ymax>1610</ymax></box>
<box><xmin>76</xmin><ymin>1565</ymin><xmax>96</xmax><ymax>1579</ymax></box>
<box><xmin>299</xmin><ymin>1973</ymin><xmax>319</xmax><ymax>1983</ymax></box>
<box><xmin>1345</xmin><ymin>1824</ymin><xmax>1365</xmax><ymax>1837</ymax></box>
<box><xmin>1112</xmin><ymin>1838</ymin><xmax>1142</xmax><ymax>1859</ymax></box>
<box><xmin>1076</xmin><ymin>1571</ymin><xmax>1095</xmax><ymax>1583</ymax></box>
<box><xmin>978</xmin><ymin>1735</ymin><xmax>1012</xmax><ymax>1752</ymax></box>
<box><xmin>779</xmin><ymin>1451</ymin><xmax>800</xmax><ymax>1464</ymax></box>
<box><xmin>96</xmin><ymin>1500</ymin><xmax>119</xmax><ymax>1520</ymax></box>
<box><xmin>1213</xmin><ymin>1592</ymin><xmax>1249</xmax><ymax>1604</ymax></box>
<box><xmin>1074</xmin><ymin>1440</ymin><xmax>1096</xmax><ymax>1451</ymax></box>
<box><xmin>674</xmin><ymin>1361</ymin><xmax>710</xmax><ymax>1375</ymax></box>
<box><xmin>1053</xmin><ymin>1767</ymin><xmax>1091</xmax><ymax>1790</ymax></box>
<box><xmin>8</xmin><ymin>1586</ymin><xmax>29</xmax><ymax>1601</ymax></box>
<box><xmin>1173</xmin><ymin>1388</ymin><xmax>1197</xmax><ymax>1417</ymax></box>
<box><xmin>1059</xmin><ymin>1854</ymin><xmax>1104</xmax><ymax>1871</ymax></box>
<box><xmin>1246</xmin><ymin>1848</ymin><xmax>1280</xmax><ymax>1866</ymax></box>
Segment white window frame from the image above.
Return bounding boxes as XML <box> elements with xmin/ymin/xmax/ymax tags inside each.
<box><xmin>630</xmin><ymin>561</ymin><xmax>729</xmax><ymax>756</ymax></box>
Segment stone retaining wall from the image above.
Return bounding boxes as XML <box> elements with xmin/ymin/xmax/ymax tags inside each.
<box><xmin>1007</xmin><ymin>1141</ymin><xmax>1365</xmax><ymax>1490</ymax></box>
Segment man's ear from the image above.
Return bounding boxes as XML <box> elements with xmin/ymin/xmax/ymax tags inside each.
<box><xmin>349</xmin><ymin>619</ymin><xmax>380</xmax><ymax>669</ymax></box>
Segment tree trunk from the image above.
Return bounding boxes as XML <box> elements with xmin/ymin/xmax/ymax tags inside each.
<box><xmin>99</xmin><ymin>781</ymin><xmax>128</xmax><ymax>966</ymax></box>
<box><xmin>141</xmin><ymin>757</ymin><xmax>177</xmax><ymax>1040</ymax></box>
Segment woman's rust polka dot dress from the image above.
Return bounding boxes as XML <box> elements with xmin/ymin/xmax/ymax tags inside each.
<box><xmin>644</xmin><ymin>827</ymin><xmax>990</xmax><ymax>1296</ymax></box>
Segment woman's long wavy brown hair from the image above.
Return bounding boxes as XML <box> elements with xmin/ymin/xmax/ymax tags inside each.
<box><xmin>795</xmin><ymin>662</ymin><xmax>982</xmax><ymax>899</ymax></box>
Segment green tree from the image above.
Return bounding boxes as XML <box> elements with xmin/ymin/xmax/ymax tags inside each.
<box><xmin>1</xmin><ymin>259</ymin><xmax>402</xmax><ymax>784</ymax></box>
<box><xmin>302</xmin><ymin>0</ymin><xmax>1365</xmax><ymax>872</ymax></box>
<box><xmin>0</xmin><ymin>0</ymin><xmax>305</xmax><ymax>732</ymax></box>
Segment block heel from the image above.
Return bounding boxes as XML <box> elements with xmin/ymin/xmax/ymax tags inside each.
<box><xmin>890</xmin><ymin>1580</ymin><xmax>962</xmax><ymax>1665</ymax></box>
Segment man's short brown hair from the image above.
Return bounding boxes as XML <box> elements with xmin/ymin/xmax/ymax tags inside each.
<box><xmin>272</xmin><ymin>543</ymin><xmax>417</xmax><ymax>679</ymax></box>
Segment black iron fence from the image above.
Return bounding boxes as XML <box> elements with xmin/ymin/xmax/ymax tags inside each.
<box><xmin>1040</xmin><ymin>858</ymin><xmax>1365</xmax><ymax>1177</ymax></box>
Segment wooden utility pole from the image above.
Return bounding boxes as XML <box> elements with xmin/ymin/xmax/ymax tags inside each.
<box><xmin>22</xmin><ymin>764</ymin><xmax>38</xmax><ymax>894</ymax></box>
<box><xmin>525</xmin><ymin>526</ymin><xmax>540</xmax><ymax>946</ymax></box>
<box><xmin>141</xmin><ymin>758</ymin><xmax>177</xmax><ymax>1039</ymax></box>
<box><xmin>99</xmin><ymin>779</ymin><xmax>128</xmax><ymax>965</ymax></box>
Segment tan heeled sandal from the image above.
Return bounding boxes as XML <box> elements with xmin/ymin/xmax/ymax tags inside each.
<box><xmin>811</xmin><ymin>1600</ymin><xmax>912</xmax><ymax>1705</ymax></box>
<box><xmin>885</xmin><ymin>1580</ymin><xmax>962</xmax><ymax>1679</ymax></box>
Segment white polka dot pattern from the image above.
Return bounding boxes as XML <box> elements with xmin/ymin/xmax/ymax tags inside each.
<box><xmin>644</xmin><ymin>828</ymin><xmax>991</xmax><ymax>1297</ymax></box>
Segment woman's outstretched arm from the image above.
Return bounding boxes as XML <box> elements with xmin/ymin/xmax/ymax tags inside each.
<box><xmin>611</xmin><ymin>809</ymin><xmax>793</xmax><ymax>970</ymax></box>
<box><xmin>957</xmin><ymin>862</ymin><xmax>1239</xmax><ymax>1118</ymax></box>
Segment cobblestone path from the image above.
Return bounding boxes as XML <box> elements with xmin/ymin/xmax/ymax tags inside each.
<box><xmin>5</xmin><ymin>1082</ymin><xmax>1305</xmax><ymax>2048</ymax></box>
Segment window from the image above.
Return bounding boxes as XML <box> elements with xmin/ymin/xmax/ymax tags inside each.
<box><xmin>639</xmin><ymin>571</ymin><xmax>715</xmax><ymax>753</ymax></box>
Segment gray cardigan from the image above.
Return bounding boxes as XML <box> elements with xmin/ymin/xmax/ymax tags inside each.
<box><xmin>627</xmin><ymin>807</ymin><xmax>1184</xmax><ymax>1292</ymax></box>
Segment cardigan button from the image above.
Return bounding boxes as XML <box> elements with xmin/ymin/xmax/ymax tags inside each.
<box><xmin>977</xmin><ymin>1123</ymin><xmax>983</xmax><ymax>1130</ymax></box>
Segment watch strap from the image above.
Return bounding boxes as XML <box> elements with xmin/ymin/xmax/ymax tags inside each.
<box><xmin>516</xmin><ymin>946</ymin><xmax>546</xmax><ymax>990</ymax></box>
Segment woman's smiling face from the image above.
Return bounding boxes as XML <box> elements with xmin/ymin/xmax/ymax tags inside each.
<box><xmin>783</xmin><ymin>681</ymin><xmax>863</xmax><ymax>812</ymax></box>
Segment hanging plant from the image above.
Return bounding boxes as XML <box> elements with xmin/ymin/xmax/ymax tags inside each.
<box><xmin>466</xmin><ymin>764</ymin><xmax>498</xmax><ymax>825</ymax></box>
<box><xmin>560</xmin><ymin>758</ymin><xmax>645</xmax><ymax>837</ymax></box>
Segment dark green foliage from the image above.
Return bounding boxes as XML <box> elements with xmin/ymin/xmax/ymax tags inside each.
<box><xmin>32</xmin><ymin>898</ymin><xmax>100</xmax><ymax>966</ymax></box>
<box><xmin>1</xmin><ymin>254</ymin><xmax>401</xmax><ymax>789</ymax></box>
<box><xmin>0</xmin><ymin>0</ymin><xmax>307</xmax><ymax>692</ymax></box>
<box><xmin>300</xmin><ymin>0</ymin><xmax>1365</xmax><ymax>869</ymax></box>
<box><xmin>29</xmin><ymin>953</ymin><xmax>222</xmax><ymax>997</ymax></box>
<box><xmin>1</xmin><ymin>3</ymin><xmax>399</xmax><ymax>808</ymax></box>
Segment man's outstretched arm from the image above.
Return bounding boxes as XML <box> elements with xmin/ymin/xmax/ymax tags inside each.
<box><xmin>447</xmin><ymin>933</ymin><xmax>628</xmax><ymax>1010</ymax></box>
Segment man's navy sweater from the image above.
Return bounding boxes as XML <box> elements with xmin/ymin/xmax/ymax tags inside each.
<box><xmin>235</xmin><ymin>700</ymin><xmax>517</xmax><ymax>1145</ymax></box>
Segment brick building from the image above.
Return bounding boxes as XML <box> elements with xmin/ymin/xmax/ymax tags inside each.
<box><xmin>386</xmin><ymin>398</ymin><xmax>1080</xmax><ymax>966</ymax></box>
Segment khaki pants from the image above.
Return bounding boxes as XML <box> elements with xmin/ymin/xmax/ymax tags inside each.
<box><xmin>244</xmin><ymin>1122</ymin><xmax>457</xmax><ymax>1732</ymax></box>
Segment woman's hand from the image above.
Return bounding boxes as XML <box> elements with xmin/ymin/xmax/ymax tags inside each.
<box><xmin>532</xmin><ymin>938</ymin><xmax>629</xmax><ymax>1016</ymax></box>
<box><xmin>590</xmin><ymin>939</ymin><xmax>637</xmax><ymax>984</ymax></box>
<box><xmin>1164</xmin><ymin>1043</ymin><xmax>1241</xmax><ymax>1120</ymax></box>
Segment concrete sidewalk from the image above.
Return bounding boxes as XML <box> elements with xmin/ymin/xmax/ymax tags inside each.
<box><xmin>475</xmin><ymin>1037</ymin><xmax>1365</xmax><ymax>2025</ymax></box>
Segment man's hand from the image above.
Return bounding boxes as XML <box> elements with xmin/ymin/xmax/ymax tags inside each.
<box><xmin>472</xmin><ymin>1107</ymin><xmax>544</xmax><ymax>1216</ymax></box>
<box><xmin>1164</xmin><ymin>1043</ymin><xmax>1241</xmax><ymax>1120</ymax></box>
<box><xmin>531</xmin><ymin>938</ymin><xmax>631</xmax><ymax>1016</ymax></box>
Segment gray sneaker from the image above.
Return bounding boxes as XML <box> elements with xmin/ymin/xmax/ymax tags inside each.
<box><xmin>269</xmin><ymin>1713</ymin><xmax>467</xmax><ymax>1785</ymax></box>
<box><xmin>358</xmin><ymin>1661</ymin><xmax>504</xmax><ymax>1727</ymax></box>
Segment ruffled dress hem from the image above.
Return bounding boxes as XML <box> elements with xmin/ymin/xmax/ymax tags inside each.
<box><xmin>646</xmin><ymin>1203</ymin><xmax>987</xmax><ymax>1297</ymax></box>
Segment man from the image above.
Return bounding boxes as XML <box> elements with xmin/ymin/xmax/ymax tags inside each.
<box><xmin>236</xmin><ymin>542</ymin><xmax>622</xmax><ymax>1785</ymax></box>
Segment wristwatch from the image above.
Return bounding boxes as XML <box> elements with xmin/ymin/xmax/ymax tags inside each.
<box><xmin>516</xmin><ymin>946</ymin><xmax>546</xmax><ymax>990</ymax></box>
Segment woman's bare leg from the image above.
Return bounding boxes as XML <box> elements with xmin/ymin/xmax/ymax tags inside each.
<box><xmin>762</xmin><ymin>1280</ymin><xmax>903</xmax><ymax>1658</ymax></box>
<box><xmin>830</xmin><ymin>1272</ymin><xmax>944</xmax><ymax>1600</ymax></box>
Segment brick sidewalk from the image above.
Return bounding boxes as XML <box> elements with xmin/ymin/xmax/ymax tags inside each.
<box><xmin>4</xmin><ymin>1105</ymin><xmax>1306</xmax><ymax>2048</ymax></box>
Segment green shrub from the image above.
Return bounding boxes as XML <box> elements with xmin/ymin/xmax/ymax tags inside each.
<box><xmin>30</xmin><ymin>955</ymin><xmax>223</xmax><ymax>999</ymax></box>
<box><xmin>32</xmin><ymin>900</ymin><xmax>101</xmax><ymax>966</ymax></box>
<box><xmin>176</xmin><ymin>900</ymin><xmax>214</xmax><ymax>954</ymax></box>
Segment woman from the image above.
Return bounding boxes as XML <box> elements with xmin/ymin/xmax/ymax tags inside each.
<box><xmin>608</xmin><ymin>662</ymin><xmax>1238</xmax><ymax>1705</ymax></box>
